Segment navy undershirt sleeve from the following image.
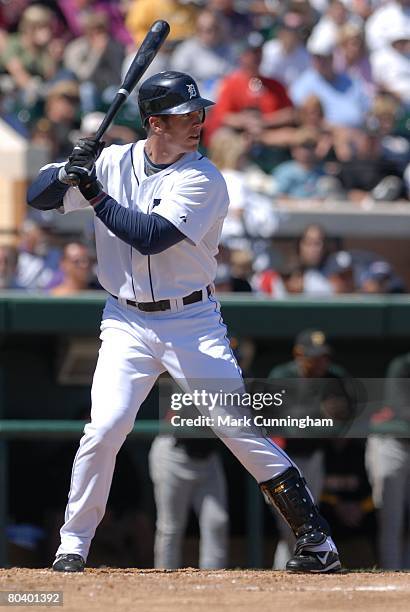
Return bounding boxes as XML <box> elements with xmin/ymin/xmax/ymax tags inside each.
<box><xmin>27</xmin><ymin>166</ymin><xmax>69</xmax><ymax>210</ymax></box>
<box><xmin>94</xmin><ymin>194</ymin><xmax>185</xmax><ymax>255</ymax></box>
<box><xmin>27</xmin><ymin>169</ymin><xmax>185</xmax><ymax>254</ymax></box>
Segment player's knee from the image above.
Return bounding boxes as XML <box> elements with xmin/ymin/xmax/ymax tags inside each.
<box><xmin>84</xmin><ymin>416</ymin><xmax>134</xmax><ymax>448</ymax></box>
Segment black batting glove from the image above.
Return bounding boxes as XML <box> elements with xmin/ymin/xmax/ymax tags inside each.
<box><xmin>59</xmin><ymin>138</ymin><xmax>105</xmax><ymax>186</ymax></box>
<box><xmin>78</xmin><ymin>170</ymin><xmax>104</xmax><ymax>201</ymax></box>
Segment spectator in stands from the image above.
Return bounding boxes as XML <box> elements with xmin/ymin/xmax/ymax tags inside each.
<box><xmin>323</xmin><ymin>250</ymin><xmax>356</xmax><ymax>293</ymax></box>
<box><xmin>170</xmin><ymin>9</ymin><xmax>236</xmax><ymax>101</ymax></box>
<box><xmin>267</xmin><ymin>329</ymin><xmax>355</xmax><ymax>568</ymax></box>
<box><xmin>16</xmin><ymin>220</ymin><xmax>59</xmax><ymax>291</ymax></box>
<box><xmin>366</xmin><ymin>0</ymin><xmax>410</xmax><ymax>52</ymax></box>
<box><xmin>57</xmin><ymin>0</ymin><xmax>134</xmax><ymax>48</ymax></box>
<box><xmin>207</xmin><ymin>0</ymin><xmax>253</xmax><ymax>44</ymax></box>
<box><xmin>370</xmin><ymin>26</ymin><xmax>410</xmax><ymax>107</ymax></box>
<box><xmin>260</xmin><ymin>11</ymin><xmax>310</xmax><ymax>87</ymax></box>
<box><xmin>366</xmin><ymin>352</ymin><xmax>410</xmax><ymax>568</ymax></box>
<box><xmin>324</xmin><ymin>248</ymin><xmax>403</xmax><ymax>294</ymax></box>
<box><xmin>208</xmin><ymin>127</ymin><xmax>280</xmax><ymax>250</ymax></box>
<box><xmin>214</xmin><ymin>250</ymin><xmax>253</xmax><ymax>294</ymax></box>
<box><xmin>255</xmin><ymin>255</ymin><xmax>334</xmax><ymax>297</ymax></box>
<box><xmin>290</xmin><ymin>32</ymin><xmax>372</xmax><ymax>128</ymax></box>
<box><xmin>126</xmin><ymin>0</ymin><xmax>200</xmax><ymax>46</ymax></box>
<box><xmin>283</xmin><ymin>0</ymin><xmax>317</xmax><ymax>35</ymax></box>
<box><xmin>257</xmin><ymin>94</ymin><xmax>343</xmax><ymax>162</ymax></box>
<box><xmin>31</xmin><ymin>80</ymin><xmax>81</xmax><ymax>160</ymax></box>
<box><xmin>278</xmin><ymin>261</ymin><xmax>305</xmax><ymax>295</ymax></box>
<box><xmin>335</xmin><ymin>24</ymin><xmax>374</xmax><ymax>98</ymax></box>
<box><xmin>0</xmin><ymin>245</ymin><xmax>23</xmax><ymax>290</ymax></box>
<box><xmin>346</xmin><ymin>0</ymin><xmax>374</xmax><ymax>22</ymax></box>
<box><xmin>336</xmin><ymin>128</ymin><xmax>404</xmax><ymax>202</ymax></box>
<box><xmin>367</xmin><ymin>95</ymin><xmax>410</xmax><ymax>172</ymax></box>
<box><xmin>210</xmin><ymin>128</ymin><xmax>251</xmax><ymax>249</ymax></box>
<box><xmin>299</xmin><ymin>95</ymin><xmax>344</xmax><ymax>160</ymax></box>
<box><xmin>254</xmin><ymin>258</ymin><xmax>304</xmax><ymax>298</ymax></box>
<box><xmin>229</xmin><ymin>249</ymin><xmax>254</xmax><ymax>292</ymax></box>
<box><xmin>204</xmin><ymin>32</ymin><xmax>294</xmax><ymax>144</ymax></box>
<box><xmin>295</xmin><ymin>223</ymin><xmax>334</xmax><ymax>294</ymax></box>
<box><xmin>270</xmin><ymin>128</ymin><xmax>341</xmax><ymax>199</ymax></box>
<box><xmin>0</xmin><ymin>87</ymin><xmax>29</xmax><ymax>137</ymax></box>
<box><xmin>310</xmin><ymin>0</ymin><xmax>358</xmax><ymax>52</ymax></box>
<box><xmin>63</xmin><ymin>12</ymin><xmax>124</xmax><ymax>113</ymax></box>
<box><xmin>297</xmin><ymin>224</ymin><xmax>330</xmax><ymax>272</ymax></box>
<box><xmin>0</xmin><ymin>5</ymin><xmax>65</xmax><ymax>107</ymax></box>
<box><xmin>50</xmin><ymin>242</ymin><xmax>94</xmax><ymax>296</ymax></box>
<box><xmin>0</xmin><ymin>0</ymin><xmax>31</xmax><ymax>32</ymax></box>
<box><xmin>359</xmin><ymin>260</ymin><xmax>405</xmax><ymax>293</ymax></box>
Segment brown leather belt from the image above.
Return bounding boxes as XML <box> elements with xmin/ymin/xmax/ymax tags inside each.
<box><xmin>111</xmin><ymin>285</ymin><xmax>212</xmax><ymax>312</ymax></box>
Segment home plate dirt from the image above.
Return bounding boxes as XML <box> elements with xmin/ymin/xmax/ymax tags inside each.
<box><xmin>1</xmin><ymin>568</ymin><xmax>410</xmax><ymax>612</ymax></box>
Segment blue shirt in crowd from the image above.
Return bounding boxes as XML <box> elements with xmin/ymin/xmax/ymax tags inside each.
<box><xmin>272</xmin><ymin>161</ymin><xmax>326</xmax><ymax>198</ymax></box>
<box><xmin>290</xmin><ymin>69</ymin><xmax>371</xmax><ymax>128</ymax></box>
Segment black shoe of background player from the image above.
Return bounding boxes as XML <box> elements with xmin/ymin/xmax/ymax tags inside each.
<box><xmin>286</xmin><ymin>550</ymin><xmax>341</xmax><ymax>573</ymax></box>
<box><xmin>52</xmin><ymin>554</ymin><xmax>85</xmax><ymax>572</ymax></box>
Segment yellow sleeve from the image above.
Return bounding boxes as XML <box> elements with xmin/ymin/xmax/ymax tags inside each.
<box><xmin>125</xmin><ymin>0</ymin><xmax>198</xmax><ymax>44</ymax></box>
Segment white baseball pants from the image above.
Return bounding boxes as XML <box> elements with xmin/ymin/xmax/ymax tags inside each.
<box><xmin>57</xmin><ymin>295</ymin><xmax>301</xmax><ymax>560</ymax></box>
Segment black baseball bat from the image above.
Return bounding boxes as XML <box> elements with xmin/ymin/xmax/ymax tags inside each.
<box><xmin>66</xmin><ymin>19</ymin><xmax>170</xmax><ymax>185</ymax></box>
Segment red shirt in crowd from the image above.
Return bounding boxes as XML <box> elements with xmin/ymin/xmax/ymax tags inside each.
<box><xmin>204</xmin><ymin>69</ymin><xmax>293</xmax><ymax>141</ymax></box>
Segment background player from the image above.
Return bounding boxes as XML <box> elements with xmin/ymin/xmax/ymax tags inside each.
<box><xmin>27</xmin><ymin>71</ymin><xmax>341</xmax><ymax>574</ymax></box>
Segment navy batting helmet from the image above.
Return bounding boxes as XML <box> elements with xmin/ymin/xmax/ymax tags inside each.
<box><xmin>138</xmin><ymin>71</ymin><xmax>214</xmax><ymax>125</ymax></box>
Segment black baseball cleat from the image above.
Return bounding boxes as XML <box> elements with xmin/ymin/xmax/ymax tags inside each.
<box><xmin>53</xmin><ymin>554</ymin><xmax>85</xmax><ymax>572</ymax></box>
<box><xmin>286</xmin><ymin>550</ymin><xmax>342</xmax><ymax>573</ymax></box>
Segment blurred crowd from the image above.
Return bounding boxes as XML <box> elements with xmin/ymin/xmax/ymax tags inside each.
<box><xmin>1</xmin><ymin>0</ymin><xmax>410</xmax><ymax>295</ymax></box>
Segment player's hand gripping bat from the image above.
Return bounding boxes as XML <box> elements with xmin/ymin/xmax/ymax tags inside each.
<box><xmin>64</xmin><ymin>20</ymin><xmax>170</xmax><ymax>186</ymax></box>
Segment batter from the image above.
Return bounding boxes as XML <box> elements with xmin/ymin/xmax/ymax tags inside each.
<box><xmin>27</xmin><ymin>71</ymin><xmax>340</xmax><ymax>574</ymax></box>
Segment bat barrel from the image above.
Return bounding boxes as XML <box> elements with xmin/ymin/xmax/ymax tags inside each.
<box><xmin>122</xmin><ymin>20</ymin><xmax>170</xmax><ymax>93</ymax></box>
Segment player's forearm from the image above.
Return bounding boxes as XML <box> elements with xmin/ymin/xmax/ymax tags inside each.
<box><xmin>27</xmin><ymin>166</ymin><xmax>70</xmax><ymax>210</ymax></box>
<box><xmin>90</xmin><ymin>193</ymin><xmax>185</xmax><ymax>255</ymax></box>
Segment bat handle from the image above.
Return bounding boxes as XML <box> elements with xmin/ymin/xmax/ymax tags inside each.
<box><xmin>64</xmin><ymin>173</ymin><xmax>82</xmax><ymax>187</ymax></box>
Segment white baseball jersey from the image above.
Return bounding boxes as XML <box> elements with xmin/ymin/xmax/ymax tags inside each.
<box><xmin>58</xmin><ymin>140</ymin><xmax>229</xmax><ymax>301</ymax></box>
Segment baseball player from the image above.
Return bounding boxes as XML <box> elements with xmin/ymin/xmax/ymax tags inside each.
<box><xmin>27</xmin><ymin>71</ymin><xmax>341</xmax><ymax>574</ymax></box>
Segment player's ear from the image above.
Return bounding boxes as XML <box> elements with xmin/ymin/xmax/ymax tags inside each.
<box><xmin>148</xmin><ymin>115</ymin><xmax>164</xmax><ymax>134</ymax></box>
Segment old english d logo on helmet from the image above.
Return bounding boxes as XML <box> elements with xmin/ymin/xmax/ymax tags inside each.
<box><xmin>138</xmin><ymin>71</ymin><xmax>214</xmax><ymax>124</ymax></box>
<box><xmin>186</xmin><ymin>83</ymin><xmax>197</xmax><ymax>99</ymax></box>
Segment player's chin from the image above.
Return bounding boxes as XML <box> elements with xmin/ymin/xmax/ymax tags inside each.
<box><xmin>186</xmin><ymin>134</ymin><xmax>201</xmax><ymax>149</ymax></box>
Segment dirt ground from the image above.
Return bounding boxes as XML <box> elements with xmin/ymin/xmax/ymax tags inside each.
<box><xmin>1</xmin><ymin>568</ymin><xmax>410</xmax><ymax>612</ymax></box>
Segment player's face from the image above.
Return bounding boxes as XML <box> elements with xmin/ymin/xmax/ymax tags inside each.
<box><xmin>298</xmin><ymin>354</ymin><xmax>330</xmax><ymax>378</ymax></box>
<box><xmin>161</xmin><ymin>110</ymin><xmax>205</xmax><ymax>152</ymax></box>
